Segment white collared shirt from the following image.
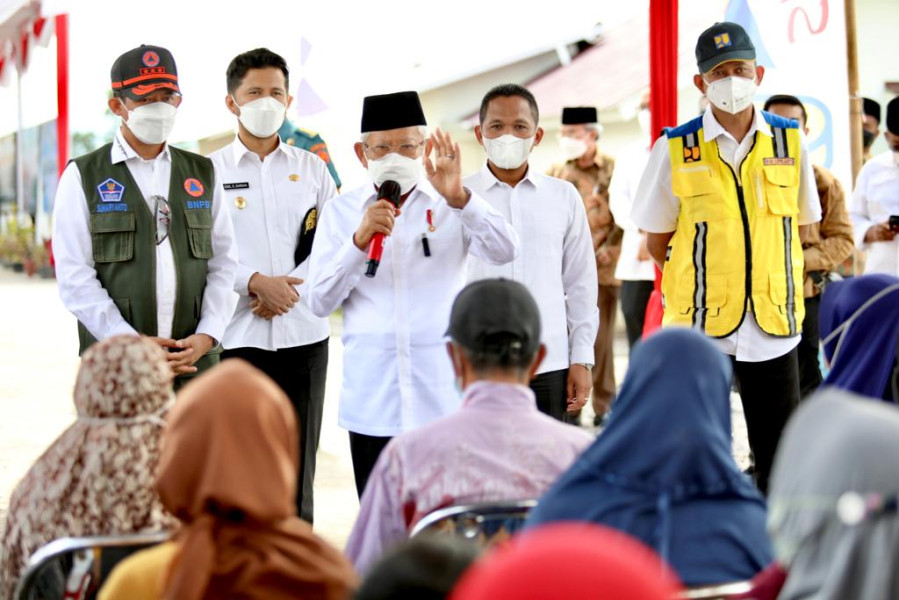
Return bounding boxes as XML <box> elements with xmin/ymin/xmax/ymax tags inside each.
<box><xmin>609</xmin><ymin>141</ymin><xmax>656</xmax><ymax>282</ymax></box>
<box><xmin>850</xmin><ymin>151</ymin><xmax>899</xmax><ymax>276</ymax></box>
<box><xmin>209</xmin><ymin>136</ymin><xmax>336</xmax><ymax>350</ymax></box>
<box><xmin>632</xmin><ymin>106</ymin><xmax>821</xmax><ymax>362</ymax></box>
<box><xmin>53</xmin><ymin>129</ymin><xmax>238</xmax><ymax>342</ymax></box>
<box><xmin>306</xmin><ymin>180</ymin><xmax>518</xmax><ymax>437</ymax></box>
<box><xmin>464</xmin><ymin>165</ymin><xmax>599</xmax><ymax>373</ymax></box>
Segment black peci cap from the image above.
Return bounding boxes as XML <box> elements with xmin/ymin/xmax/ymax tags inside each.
<box><xmin>887</xmin><ymin>97</ymin><xmax>899</xmax><ymax>136</ymax></box>
<box><xmin>695</xmin><ymin>22</ymin><xmax>756</xmax><ymax>74</ymax></box>
<box><xmin>863</xmin><ymin>97</ymin><xmax>882</xmax><ymax>124</ymax></box>
<box><xmin>446</xmin><ymin>279</ymin><xmax>541</xmax><ymax>358</ymax></box>
<box><xmin>361</xmin><ymin>91</ymin><xmax>427</xmax><ymax>133</ymax></box>
<box><xmin>111</xmin><ymin>44</ymin><xmax>179</xmax><ymax>99</ymax></box>
<box><xmin>561</xmin><ymin>107</ymin><xmax>598</xmax><ymax>125</ymax></box>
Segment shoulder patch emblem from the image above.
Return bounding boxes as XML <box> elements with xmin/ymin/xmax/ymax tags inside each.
<box><xmin>184</xmin><ymin>178</ymin><xmax>205</xmax><ymax>197</ymax></box>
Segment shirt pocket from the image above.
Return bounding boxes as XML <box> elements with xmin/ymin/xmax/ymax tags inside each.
<box><xmin>672</xmin><ymin>165</ymin><xmax>727</xmax><ymax>223</ymax></box>
<box><xmin>90</xmin><ymin>212</ymin><xmax>135</xmax><ymax>263</ymax></box>
<box><xmin>184</xmin><ymin>210</ymin><xmax>213</xmax><ymax>259</ymax></box>
<box><xmin>762</xmin><ymin>166</ymin><xmax>800</xmax><ymax>216</ymax></box>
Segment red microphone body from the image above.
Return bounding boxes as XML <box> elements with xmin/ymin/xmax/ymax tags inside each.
<box><xmin>365</xmin><ymin>180</ymin><xmax>402</xmax><ymax>278</ymax></box>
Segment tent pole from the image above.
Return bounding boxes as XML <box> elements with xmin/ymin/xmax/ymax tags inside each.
<box><xmin>844</xmin><ymin>0</ymin><xmax>861</xmax><ymax>185</ymax></box>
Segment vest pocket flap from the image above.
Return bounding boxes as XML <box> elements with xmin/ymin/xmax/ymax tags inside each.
<box><xmin>90</xmin><ymin>211</ymin><xmax>136</xmax><ymax>233</ymax></box>
<box><xmin>672</xmin><ymin>165</ymin><xmax>717</xmax><ymax>197</ymax></box>
<box><xmin>185</xmin><ymin>212</ymin><xmax>213</xmax><ymax>259</ymax></box>
<box><xmin>91</xmin><ymin>212</ymin><xmax>135</xmax><ymax>263</ymax></box>
<box><xmin>183</xmin><ymin>209</ymin><xmax>212</xmax><ymax>229</ymax></box>
<box><xmin>762</xmin><ymin>165</ymin><xmax>799</xmax><ymax>188</ymax></box>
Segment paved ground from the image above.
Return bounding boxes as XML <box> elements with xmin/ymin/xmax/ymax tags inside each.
<box><xmin>0</xmin><ymin>269</ymin><xmax>749</xmax><ymax>553</ymax></box>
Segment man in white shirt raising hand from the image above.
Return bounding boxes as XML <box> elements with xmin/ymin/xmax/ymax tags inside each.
<box><xmin>307</xmin><ymin>91</ymin><xmax>518</xmax><ymax>497</ymax></box>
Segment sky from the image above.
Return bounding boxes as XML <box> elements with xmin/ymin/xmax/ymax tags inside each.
<box><xmin>0</xmin><ymin>0</ymin><xmax>647</xmax><ymax>142</ymax></box>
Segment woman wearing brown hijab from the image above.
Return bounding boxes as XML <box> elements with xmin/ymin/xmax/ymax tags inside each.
<box><xmin>0</xmin><ymin>335</ymin><xmax>177</xmax><ymax>599</ymax></box>
<box><xmin>99</xmin><ymin>359</ymin><xmax>359</xmax><ymax>600</ymax></box>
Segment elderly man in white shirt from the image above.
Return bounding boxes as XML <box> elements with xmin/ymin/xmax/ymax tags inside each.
<box><xmin>465</xmin><ymin>83</ymin><xmax>599</xmax><ymax>424</ymax></box>
<box><xmin>209</xmin><ymin>48</ymin><xmax>337</xmax><ymax>523</ymax></box>
<box><xmin>851</xmin><ymin>95</ymin><xmax>899</xmax><ymax>276</ymax></box>
<box><xmin>306</xmin><ymin>91</ymin><xmax>518</xmax><ymax>497</ymax></box>
<box><xmin>53</xmin><ymin>44</ymin><xmax>237</xmax><ymax>389</ymax></box>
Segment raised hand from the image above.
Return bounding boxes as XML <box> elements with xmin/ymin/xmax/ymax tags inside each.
<box><xmin>424</xmin><ymin>128</ymin><xmax>469</xmax><ymax>208</ymax></box>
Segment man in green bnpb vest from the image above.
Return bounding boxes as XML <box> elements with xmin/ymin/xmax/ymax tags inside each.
<box><xmin>52</xmin><ymin>45</ymin><xmax>238</xmax><ymax>387</ymax></box>
<box><xmin>632</xmin><ymin>22</ymin><xmax>822</xmax><ymax>493</ymax></box>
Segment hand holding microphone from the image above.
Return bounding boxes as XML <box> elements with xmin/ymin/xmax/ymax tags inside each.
<box><xmin>353</xmin><ymin>180</ymin><xmax>402</xmax><ymax>277</ymax></box>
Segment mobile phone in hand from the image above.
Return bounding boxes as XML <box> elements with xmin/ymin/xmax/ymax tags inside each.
<box><xmin>890</xmin><ymin>215</ymin><xmax>899</xmax><ymax>232</ymax></box>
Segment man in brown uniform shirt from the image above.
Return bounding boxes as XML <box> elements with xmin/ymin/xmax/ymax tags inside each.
<box><xmin>764</xmin><ymin>95</ymin><xmax>853</xmax><ymax>398</ymax></box>
<box><xmin>548</xmin><ymin>106</ymin><xmax>619</xmax><ymax>424</ymax></box>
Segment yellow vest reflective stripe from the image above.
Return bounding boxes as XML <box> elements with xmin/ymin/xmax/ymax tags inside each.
<box><xmin>662</xmin><ymin>112</ymin><xmax>805</xmax><ymax>338</ymax></box>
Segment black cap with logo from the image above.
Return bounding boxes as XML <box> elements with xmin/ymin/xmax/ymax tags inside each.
<box><xmin>695</xmin><ymin>22</ymin><xmax>756</xmax><ymax>74</ymax></box>
<box><xmin>446</xmin><ymin>279</ymin><xmax>541</xmax><ymax>359</ymax></box>
<box><xmin>111</xmin><ymin>44</ymin><xmax>180</xmax><ymax>100</ymax></box>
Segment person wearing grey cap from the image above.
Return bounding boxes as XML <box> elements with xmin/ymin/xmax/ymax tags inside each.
<box><xmin>631</xmin><ymin>21</ymin><xmax>822</xmax><ymax>493</ymax></box>
<box><xmin>850</xmin><ymin>95</ymin><xmax>899</xmax><ymax>276</ymax></box>
<box><xmin>344</xmin><ymin>279</ymin><xmax>592</xmax><ymax>574</ymax></box>
<box><xmin>52</xmin><ymin>44</ymin><xmax>238</xmax><ymax>388</ymax></box>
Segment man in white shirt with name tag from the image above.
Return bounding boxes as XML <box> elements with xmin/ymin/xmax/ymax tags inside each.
<box><xmin>210</xmin><ymin>48</ymin><xmax>337</xmax><ymax>524</ymax></box>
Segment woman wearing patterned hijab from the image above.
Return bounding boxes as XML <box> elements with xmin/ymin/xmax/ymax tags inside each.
<box><xmin>0</xmin><ymin>335</ymin><xmax>176</xmax><ymax>598</ymax></box>
<box><xmin>99</xmin><ymin>359</ymin><xmax>359</xmax><ymax>600</ymax></box>
<box><xmin>768</xmin><ymin>388</ymin><xmax>899</xmax><ymax>599</ymax></box>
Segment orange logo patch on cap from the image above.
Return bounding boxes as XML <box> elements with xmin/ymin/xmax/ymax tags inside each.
<box><xmin>184</xmin><ymin>178</ymin><xmax>205</xmax><ymax>197</ymax></box>
<box><xmin>142</xmin><ymin>51</ymin><xmax>160</xmax><ymax>67</ymax></box>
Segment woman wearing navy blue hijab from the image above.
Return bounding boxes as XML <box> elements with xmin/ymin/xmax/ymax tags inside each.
<box><xmin>819</xmin><ymin>274</ymin><xmax>899</xmax><ymax>402</ymax></box>
<box><xmin>524</xmin><ymin>328</ymin><xmax>772</xmax><ymax>586</ymax></box>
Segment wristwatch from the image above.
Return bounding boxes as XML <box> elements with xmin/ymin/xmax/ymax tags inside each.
<box><xmin>576</xmin><ymin>363</ymin><xmax>593</xmax><ymax>371</ymax></box>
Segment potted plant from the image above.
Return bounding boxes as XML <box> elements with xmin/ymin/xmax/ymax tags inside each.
<box><xmin>31</xmin><ymin>243</ymin><xmax>54</xmax><ymax>279</ymax></box>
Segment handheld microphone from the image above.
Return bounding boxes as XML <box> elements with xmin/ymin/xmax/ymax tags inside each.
<box><xmin>365</xmin><ymin>180</ymin><xmax>402</xmax><ymax>278</ymax></box>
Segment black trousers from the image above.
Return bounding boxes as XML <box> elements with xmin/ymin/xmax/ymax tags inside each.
<box><xmin>349</xmin><ymin>432</ymin><xmax>392</xmax><ymax>498</ymax></box>
<box><xmin>530</xmin><ymin>369</ymin><xmax>569</xmax><ymax>422</ymax></box>
<box><xmin>797</xmin><ymin>294</ymin><xmax>823</xmax><ymax>399</ymax></box>
<box><xmin>730</xmin><ymin>347</ymin><xmax>800</xmax><ymax>495</ymax></box>
<box><xmin>222</xmin><ymin>338</ymin><xmax>328</xmax><ymax>523</ymax></box>
<box><xmin>620</xmin><ymin>280</ymin><xmax>655</xmax><ymax>356</ymax></box>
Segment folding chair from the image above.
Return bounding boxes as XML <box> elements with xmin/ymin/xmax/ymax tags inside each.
<box><xmin>15</xmin><ymin>531</ymin><xmax>171</xmax><ymax>600</ymax></box>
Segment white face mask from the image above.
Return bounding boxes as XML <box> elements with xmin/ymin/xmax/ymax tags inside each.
<box><xmin>234</xmin><ymin>96</ymin><xmax>286</xmax><ymax>139</ymax></box>
<box><xmin>122</xmin><ymin>101</ymin><xmax>177</xmax><ymax>145</ymax></box>
<box><xmin>704</xmin><ymin>75</ymin><xmax>757</xmax><ymax>115</ymax></box>
<box><xmin>559</xmin><ymin>136</ymin><xmax>588</xmax><ymax>161</ymax></box>
<box><xmin>637</xmin><ymin>108</ymin><xmax>652</xmax><ymax>135</ymax></box>
<box><xmin>483</xmin><ymin>134</ymin><xmax>535</xmax><ymax>170</ymax></box>
<box><xmin>367</xmin><ymin>152</ymin><xmax>424</xmax><ymax>195</ymax></box>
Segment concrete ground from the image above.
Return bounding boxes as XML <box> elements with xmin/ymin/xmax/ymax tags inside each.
<box><xmin>0</xmin><ymin>270</ymin><xmax>749</xmax><ymax>553</ymax></box>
